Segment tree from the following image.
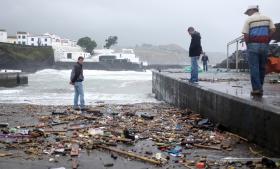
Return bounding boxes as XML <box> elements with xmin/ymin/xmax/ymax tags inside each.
<box><xmin>77</xmin><ymin>37</ymin><xmax>97</xmax><ymax>54</ymax></box>
<box><xmin>104</xmin><ymin>36</ymin><xmax>118</xmax><ymax>49</ymax></box>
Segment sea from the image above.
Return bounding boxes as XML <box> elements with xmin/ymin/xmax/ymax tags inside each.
<box><xmin>0</xmin><ymin>69</ymin><xmax>158</xmax><ymax>105</ymax></box>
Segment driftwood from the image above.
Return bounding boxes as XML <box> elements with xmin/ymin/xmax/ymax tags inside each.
<box><xmin>226</xmin><ymin>132</ymin><xmax>248</xmax><ymax>142</ymax></box>
<box><xmin>44</xmin><ymin>130</ymin><xmax>67</xmax><ymax>133</ymax></box>
<box><xmin>193</xmin><ymin>144</ymin><xmax>221</xmax><ymax>150</ymax></box>
<box><xmin>0</xmin><ymin>152</ymin><xmax>13</xmax><ymax>157</ymax></box>
<box><xmin>112</xmin><ymin>136</ymin><xmax>132</xmax><ymax>143</ymax></box>
<box><xmin>97</xmin><ymin>145</ymin><xmax>162</xmax><ymax>165</ymax></box>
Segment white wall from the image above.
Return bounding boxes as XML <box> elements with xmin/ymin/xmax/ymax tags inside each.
<box><xmin>7</xmin><ymin>37</ymin><xmax>16</xmax><ymax>44</ymax></box>
<box><xmin>119</xmin><ymin>49</ymin><xmax>140</xmax><ymax>63</ymax></box>
<box><xmin>16</xmin><ymin>33</ymin><xmax>28</xmax><ymax>45</ymax></box>
<box><xmin>38</xmin><ymin>36</ymin><xmax>52</xmax><ymax>46</ymax></box>
<box><xmin>27</xmin><ymin>36</ymin><xmax>39</xmax><ymax>46</ymax></box>
<box><xmin>63</xmin><ymin>52</ymin><xmax>90</xmax><ymax>61</ymax></box>
<box><xmin>15</xmin><ymin>32</ymin><xmax>75</xmax><ymax>47</ymax></box>
<box><xmin>26</xmin><ymin>35</ymin><xmax>52</xmax><ymax>46</ymax></box>
<box><xmin>53</xmin><ymin>45</ymin><xmax>89</xmax><ymax>62</ymax></box>
<box><xmin>0</xmin><ymin>31</ymin><xmax>7</xmax><ymax>42</ymax></box>
<box><xmin>51</xmin><ymin>38</ymin><xmax>62</xmax><ymax>46</ymax></box>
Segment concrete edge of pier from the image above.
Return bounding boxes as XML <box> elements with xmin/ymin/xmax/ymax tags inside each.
<box><xmin>152</xmin><ymin>71</ymin><xmax>280</xmax><ymax>153</ymax></box>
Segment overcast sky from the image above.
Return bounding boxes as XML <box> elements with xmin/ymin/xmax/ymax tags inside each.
<box><xmin>0</xmin><ymin>0</ymin><xmax>279</xmax><ymax>52</ymax></box>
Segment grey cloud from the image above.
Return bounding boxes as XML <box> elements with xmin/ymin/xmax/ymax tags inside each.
<box><xmin>0</xmin><ymin>0</ymin><xmax>279</xmax><ymax>52</ymax></box>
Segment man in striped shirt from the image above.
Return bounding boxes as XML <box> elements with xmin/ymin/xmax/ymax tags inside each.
<box><xmin>242</xmin><ymin>5</ymin><xmax>276</xmax><ymax>96</ymax></box>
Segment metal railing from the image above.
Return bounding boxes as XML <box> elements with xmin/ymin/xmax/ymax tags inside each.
<box><xmin>226</xmin><ymin>35</ymin><xmax>244</xmax><ymax>71</ymax></box>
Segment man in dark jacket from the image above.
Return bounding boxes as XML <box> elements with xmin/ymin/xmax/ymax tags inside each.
<box><xmin>70</xmin><ymin>57</ymin><xmax>85</xmax><ymax>110</ymax></box>
<box><xmin>201</xmin><ymin>52</ymin><xmax>209</xmax><ymax>72</ymax></box>
<box><xmin>188</xmin><ymin>27</ymin><xmax>202</xmax><ymax>83</ymax></box>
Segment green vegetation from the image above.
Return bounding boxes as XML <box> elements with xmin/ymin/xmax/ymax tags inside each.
<box><xmin>77</xmin><ymin>37</ymin><xmax>97</xmax><ymax>54</ymax></box>
<box><xmin>0</xmin><ymin>42</ymin><xmax>54</xmax><ymax>61</ymax></box>
<box><xmin>104</xmin><ymin>36</ymin><xmax>118</xmax><ymax>49</ymax></box>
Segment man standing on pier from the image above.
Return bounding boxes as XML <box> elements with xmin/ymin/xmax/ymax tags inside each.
<box><xmin>188</xmin><ymin>27</ymin><xmax>203</xmax><ymax>83</ymax></box>
<box><xmin>70</xmin><ymin>56</ymin><xmax>86</xmax><ymax>110</ymax></box>
<box><xmin>201</xmin><ymin>52</ymin><xmax>209</xmax><ymax>72</ymax></box>
<box><xmin>242</xmin><ymin>5</ymin><xmax>275</xmax><ymax>96</ymax></box>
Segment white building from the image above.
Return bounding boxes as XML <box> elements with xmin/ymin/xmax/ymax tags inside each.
<box><xmin>53</xmin><ymin>45</ymin><xmax>90</xmax><ymax>62</ymax></box>
<box><xmin>70</xmin><ymin>40</ymin><xmax>77</xmax><ymax>47</ymax></box>
<box><xmin>14</xmin><ymin>31</ymin><xmax>77</xmax><ymax>47</ymax></box>
<box><xmin>0</xmin><ymin>29</ymin><xmax>7</xmax><ymax>43</ymax></box>
<box><xmin>91</xmin><ymin>48</ymin><xmax>143</xmax><ymax>64</ymax></box>
<box><xmin>7</xmin><ymin>36</ymin><xmax>17</xmax><ymax>44</ymax></box>
<box><xmin>61</xmin><ymin>39</ymin><xmax>76</xmax><ymax>47</ymax></box>
<box><xmin>62</xmin><ymin>52</ymin><xmax>91</xmax><ymax>62</ymax></box>
<box><xmin>119</xmin><ymin>49</ymin><xmax>140</xmax><ymax>63</ymax></box>
<box><xmin>44</xmin><ymin>33</ymin><xmax>62</xmax><ymax>46</ymax></box>
<box><xmin>27</xmin><ymin>34</ymin><xmax>52</xmax><ymax>46</ymax></box>
<box><xmin>16</xmin><ymin>32</ymin><xmax>29</xmax><ymax>45</ymax></box>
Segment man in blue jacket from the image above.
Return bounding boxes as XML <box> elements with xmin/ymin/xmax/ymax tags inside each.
<box><xmin>188</xmin><ymin>27</ymin><xmax>203</xmax><ymax>83</ymax></box>
<box><xmin>70</xmin><ymin>57</ymin><xmax>85</xmax><ymax>110</ymax></box>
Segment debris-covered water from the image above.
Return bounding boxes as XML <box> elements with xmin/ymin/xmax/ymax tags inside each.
<box><xmin>0</xmin><ymin>103</ymin><xmax>278</xmax><ymax>169</ymax></box>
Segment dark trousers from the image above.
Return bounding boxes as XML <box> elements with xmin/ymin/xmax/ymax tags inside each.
<box><xmin>203</xmin><ymin>63</ymin><xmax>208</xmax><ymax>72</ymax></box>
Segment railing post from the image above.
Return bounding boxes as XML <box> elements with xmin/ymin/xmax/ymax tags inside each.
<box><xmin>236</xmin><ymin>41</ymin><xmax>239</xmax><ymax>71</ymax></box>
<box><xmin>226</xmin><ymin>44</ymin><xmax>229</xmax><ymax>70</ymax></box>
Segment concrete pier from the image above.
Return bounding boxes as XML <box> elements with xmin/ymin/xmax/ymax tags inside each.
<box><xmin>0</xmin><ymin>72</ymin><xmax>28</xmax><ymax>87</ymax></box>
<box><xmin>152</xmin><ymin>70</ymin><xmax>280</xmax><ymax>153</ymax></box>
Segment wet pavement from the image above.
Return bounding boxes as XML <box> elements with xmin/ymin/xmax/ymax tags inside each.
<box><xmin>160</xmin><ymin>69</ymin><xmax>280</xmax><ymax>108</ymax></box>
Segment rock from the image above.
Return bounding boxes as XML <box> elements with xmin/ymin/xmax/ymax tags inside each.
<box><xmin>111</xmin><ymin>154</ymin><xmax>118</xmax><ymax>160</ymax></box>
<box><xmin>0</xmin><ymin>123</ymin><xmax>9</xmax><ymax>128</ymax></box>
<box><xmin>261</xmin><ymin>157</ymin><xmax>276</xmax><ymax>168</ymax></box>
<box><xmin>145</xmin><ymin>151</ymin><xmax>153</xmax><ymax>155</ymax></box>
<box><xmin>104</xmin><ymin>163</ymin><xmax>114</xmax><ymax>167</ymax></box>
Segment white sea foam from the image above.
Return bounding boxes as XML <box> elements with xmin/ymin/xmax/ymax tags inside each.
<box><xmin>0</xmin><ymin>69</ymin><xmax>157</xmax><ymax>105</ymax></box>
<box><xmin>32</xmin><ymin>69</ymin><xmax>152</xmax><ymax>81</ymax></box>
<box><xmin>0</xmin><ymin>89</ymin><xmax>22</xmax><ymax>94</ymax></box>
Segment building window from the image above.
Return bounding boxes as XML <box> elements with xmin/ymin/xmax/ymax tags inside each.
<box><xmin>31</xmin><ymin>38</ymin><xmax>34</xmax><ymax>41</ymax></box>
<box><xmin>45</xmin><ymin>38</ymin><xmax>47</xmax><ymax>42</ymax></box>
<box><xmin>22</xmin><ymin>36</ymin><xmax>26</xmax><ymax>39</ymax></box>
<box><xmin>18</xmin><ymin>41</ymin><xmax>21</xmax><ymax>44</ymax></box>
<box><xmin>45</xmin><ymin>44</ymin><xmax>47</xmax><ymax>46</ymax></box>
<box><xmin>18</xmin><ymin>35</ymin><xmax>21</xmax><ymax>39</ymax></box>
<box><xmin>67</xmin><ymin>53</ymin><xmax>72</xmax><ymax>59</ymax></box>
<box><xmin>22</xmin><ymin>42</ymin><xmax>26</xmax><ymax>45</ymax></box>
<box><xmin>31</xmin><ymin>43</ymin><xmax>34</xmax><ymax>46</ymax></box>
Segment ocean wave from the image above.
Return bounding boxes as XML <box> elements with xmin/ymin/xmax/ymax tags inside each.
<box><xmin>0</xmin><ymin>69</ymin><xmax>156</xmax><ymax>105</ymax></box>
<box><xmin>31</xmin><ymin>69</ymin><xmax>152</xmax><ymax>81</ymax></box>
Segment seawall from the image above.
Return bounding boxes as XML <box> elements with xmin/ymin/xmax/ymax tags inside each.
<box><xmin>152</xmin><ymin>71</ymin><xmax>280</xmax><ymax>153</ymax></box>
<box><xmin>0</xmin><ymin>72</ymin><xmax>28</xmax><ymax>87</ymax></box>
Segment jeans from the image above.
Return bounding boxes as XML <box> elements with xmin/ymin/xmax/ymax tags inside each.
<box><xmin>190</xmin><ymin>56</ymin><xmax>199</xmax><ymax>82</ymax></box>
<box><xmin>247</xmin><ymin>43</ymin><xmax>269</xmax><ymax>91</ymax></box>
<box><xmin>203</xmin><ymin>63</ymin><xmax>208</xmax><ymax>71</ymax></box>
<box><xmin>74</xmin><ymin>82</ymin><xmax>85</xmax><ymax>108</ymax></box>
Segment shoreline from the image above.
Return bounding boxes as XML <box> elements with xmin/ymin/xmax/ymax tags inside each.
<box><xmin>0</xmin><ymin>102</ymin><xmax>278</xmax><ymax>169</ymax></box>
